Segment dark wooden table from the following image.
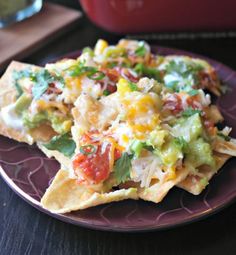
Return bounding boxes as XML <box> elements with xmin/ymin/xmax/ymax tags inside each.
<box><xmin>1</xmin><ymin>1</ymin><xmax>236</xmax><ymax>254</ymax></box>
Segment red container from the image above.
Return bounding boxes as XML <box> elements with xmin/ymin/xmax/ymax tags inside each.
<box><xmin>79</xmin><ymin>0</ymin><xmax>236</xmax><ymax>33</ymax></box>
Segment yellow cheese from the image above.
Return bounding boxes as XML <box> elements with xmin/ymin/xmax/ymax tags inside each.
<box><xmin>117</xmin><ymin>78</ymin><xmax>132</xmax><ymax>96</ymax></box>
<box><xmin>36</xmin><ymin>100</ymin><xmax>68</xmax><ymax>114</ymax></box>
<box><xmin>94</xmin><ymin>39</ymin><xmax>108</xmax><ymax>55</ymax></box>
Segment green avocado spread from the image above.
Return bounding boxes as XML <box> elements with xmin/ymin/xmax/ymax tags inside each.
<box><xmin>22</xmin><ymin>110</ymin><xmax>71</xmax><ymax>134</ymax></box>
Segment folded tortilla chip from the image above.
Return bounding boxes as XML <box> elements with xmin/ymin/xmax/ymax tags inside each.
<box><xmin>212</xmin><ymin>138</ymin><xmax>236</xmax><ymax>157</ymax></box>
<box><xmin>177</xmin><ymin>152</ymin><xmax>230</xmax><ymax>195</ymax></box>
<box><xmin>0</xmin><ymin>61</ymin><xmax>37</xmax><ymax>144</ymax></box>
<box><xmin>0</xmin><ymin>61</ymin><xmax>56</xmax><ymax>144</ymax></box>
<box><xmin>177</xmin><ymin>138</ymin><xmax>236</xmax><ymax>195</ymax></box>
<box><xmin>41</xmin><ymin>169</ymin><xmax>138</xmax><ymax>213</ymax></box>
<box><xmin>137</xmin><ymin>166</ymin><xmax>189</xmax><ymax>203</ymax></box>
<box><xmin>37</xmin><ymin>142</ymin><xmax>71</xmax><ymax>169</ymax></box>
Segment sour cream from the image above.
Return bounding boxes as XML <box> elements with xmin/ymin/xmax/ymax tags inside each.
<box><xmin>1</xmin><ymin>103</ymin><xmax>24</xmax><ymax>130</ymax></box>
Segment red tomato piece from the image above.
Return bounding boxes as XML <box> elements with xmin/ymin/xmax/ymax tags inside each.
<box><xmin>107</xmin><ymin>84</ymin><xmax>117</xmax><ymax>93</ymax></box>
<box><xmin>114</xmin><ymin>148</ymin><xmax>122</xmax><ymax>160</ymax></box>
<box><xmin>163</xmin><ymin>93</ymin><xmax>183</xmax><ymax>114</ymax></box>
<box><xmin>73</xmin><ymin>144</ymin><xmax>111</xmax><ymax>184</ymax></box>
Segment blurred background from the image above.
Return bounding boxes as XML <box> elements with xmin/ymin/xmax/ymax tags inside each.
<box><xmin>1</xmin><ymin>0</ymin><xmax>236</xmax><ymax>68</ymax></box>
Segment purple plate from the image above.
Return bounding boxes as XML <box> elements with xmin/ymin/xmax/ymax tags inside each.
<box><xmin>1</xmin><ymin>46</ymin><xmax>236</xmax><ymax>232</ymax></box>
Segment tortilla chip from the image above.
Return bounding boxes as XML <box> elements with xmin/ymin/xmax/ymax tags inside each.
<box><xmin>0</xmin><ymin>61</ymin><xmax>55</xmax><ymax>144</ymax></box>
<box><xmin>177</xmin><ymin>153</ymin><xmax>230</xmax><ymax>195</ymax></box>
<box><xmin>37</xmin><ymin>142</ymin><xmax>71</xmax><ymax>168</ymax></box>
<box><xmin>41</xmin><ymin>169</ymin><xmax>138</xmax><ymax>213</ymax></box>
<box><xmin>138</xmin><ymin>166</ymin><xmax>189</xmax><ymax>203</ymax></box>
<box><xmin>0</xmin><ymin>61</ymin><xmax>37</xmax><ymax>144</ymax></box>
<box><xmin>212</xmin><ymin>138</ymin><xmax>236</xmax><ymax>157</ymax></box>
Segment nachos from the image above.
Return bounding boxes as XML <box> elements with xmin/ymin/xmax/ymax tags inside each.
<box><xmin>0</xmin><ymin>39</ymin><xmax>236</xmax><ymax>213</ymax></box>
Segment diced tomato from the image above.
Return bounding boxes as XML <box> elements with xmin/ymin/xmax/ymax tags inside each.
<box><xmin>106</xmin><ymin>84</ymin><xmax>117</xmax><ymax>93</ymax></box>
<box><xmin>80</xmin><ymin>133</ymin><xmax>93</xmax><ymax>144</ymax></box>
<box><xmin>198</xmin><ymin>70</ymin><xmax>218</xmax><ymax>90</ymax></box>
<box><xmin>163</xmin><ymin>93</ymin><xmax>183</xmax><ymax>114</ymax></box>
<box><xmin>123</xmin><ymin>70</ymin><xmax>139</xmax><ymax>83</ymax></box>
<box><xmin>46</xmin><ymin>83</ymin><xmax>62</xmax><ymax>95</ymax></box>
<box><xmin>114</xmin><ymin>148</ymin><xmax>122</xmax><ymax>160</ymax></box>
<box><xmin>73</xmin><ymin>144</ymin><xmax>111</xmax><ymax>184</ymax></box>
<box><xmin>102</xmin><ymin>68</ymin><xmax>120</xmax><ymax>82</ymax></box>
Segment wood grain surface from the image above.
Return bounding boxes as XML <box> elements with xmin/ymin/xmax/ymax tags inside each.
<box><xmin>0</xmin><ymin>2</ymin><xmax>82</xmax><ymax>71</ymax></box>
<box><xmin>1</xmin><ymin>0</ymin><xmax>236</xmax><ymax>254</ymax></box>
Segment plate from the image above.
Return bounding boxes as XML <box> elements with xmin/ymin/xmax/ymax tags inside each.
<box><xmin>1</xmin><ymin>46</ymin><xmax>236</xmax><ymax>232</ymax></box>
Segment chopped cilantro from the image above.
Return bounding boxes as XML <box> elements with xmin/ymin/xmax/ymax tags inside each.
<box><xmin>182</xmin><ymin>108</ymin><xmax>202</xmax><ymax>117</ymax></box>
<box><xmin>13</xmin><ymin>68</ymin><xmax>64</xmax><ymax>99</ymax></box>
<box><xmin>44</xmin><ymin>133</ymin><xmax>76</xmax><ymax>157</ymax></box>
<box><xmin>188</xmin><ymin>89</ymin><xmax>199</xmax><ymax>96</ymax></box>
<box><xmin>164</xmin><ymin>60</ymin><xmax>203</xmax><ymax>92</ymax></box>
<box><xmin>114</xmin><ymin>152</ymin><xmax>132</xmax><ymax>184</ymax></box>
<box><xmin>12</xmin><ymin>69</ymin><xmax>33</xmax><ymax>97</ymax></box>
<box><xmin>32</xmin><ymin>69</ymin><xmax>55</xmax><ymax>99</ymax></box>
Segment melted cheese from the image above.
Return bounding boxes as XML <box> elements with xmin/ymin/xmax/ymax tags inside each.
<box><xmin>36</xmin><ymin>99</ymin><xmax>68</xmax><ymax>114</ymax></box>
<box><xmin>120</xmin><ymin>91</ymin><xmax>161</xmax><ymax>139</ymax></box>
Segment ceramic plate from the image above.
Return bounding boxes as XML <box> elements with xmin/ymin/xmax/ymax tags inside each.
<box><xmin>1</xmin><ymin>46</ymin><xmax>236</xmax><ymax>232</ymax></box>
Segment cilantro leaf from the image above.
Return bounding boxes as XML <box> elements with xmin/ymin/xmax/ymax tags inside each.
<box><xmin>44</xmin><ymin>133</ymin><xmax>76</xmax><ymax>157</ymax></box>
<box><xmin>188</xmin><ymin>89</ymin><xmax>199</xmax><ymax>96</ymax></box>
<box><xmin>135</xmin><ymin>42</ymin><xmax>147</xmax><ymax>57</ymax></box>
<box><xmin>32</xmin><ymin>69</ymin><xmax>55</xmax><ymax>99</ymax></box>
<box><xmin>182</xmin><ymin>108</ymin><xmax>202</xmax><ymax>117</ymax></box>
<box><xmin>164</xmin><ymin>60</ymin><xmax>203</xmax><ymax>92</ymax></box>
<box><xmin>13</xmin><ymin>68</ymin><xmax>64</xmax><ymax>99</ymax></box>
<box><xmin>114</xmin><ymin>153</ymin><xmax>132</xmax><ymax>184</ymax></box>
<box><xmin>12</xmin><ymin>69</ymin><xmax>33</xmax><ymax>97</ymax></box>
